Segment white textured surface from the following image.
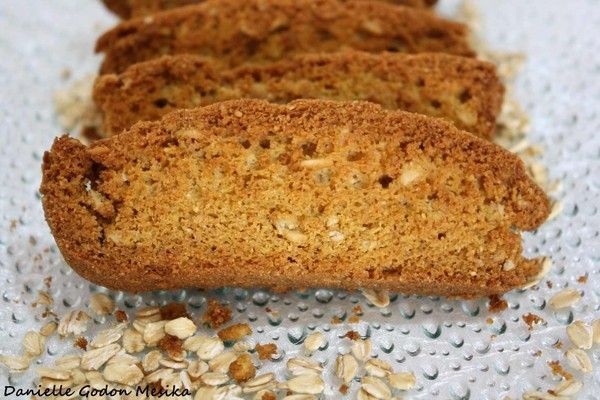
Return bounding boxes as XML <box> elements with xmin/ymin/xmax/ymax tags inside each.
<box><xmin>0</xmin><ymin>1</ymin><xmax>599</xmax><ymax>399</ymax></box>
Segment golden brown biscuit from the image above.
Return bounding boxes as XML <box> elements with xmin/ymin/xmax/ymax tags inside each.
<box><xmin>41</xmin><ymin>99</ymin><xmax>549</xmax><ymax>297</ymax></box>
<box><xmin>102</xmin><ymin>0</ymin><xmax>438</xmax><ymax>19</ymax></box>
<box><xmin>96</xmin><ymin>0</ymin><xmax>473</xmax><ymax>74</ymax></box>
<box><xmin>93</xmin><ymin>51</ymin><xmax>503</xmax><ymax>138</ymax></box>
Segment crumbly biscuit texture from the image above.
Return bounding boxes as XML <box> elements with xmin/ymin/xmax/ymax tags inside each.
<box><xmin>102</xmin><ymin>0</ymin><xmax>438</xmax><ymax>19</ymax></box>
<box><xmin>94</xmin><ymin>51</ymin><xmax>503</xmax><ymax>138</ymax></box>
<box><xmin>96</xmin><ymin>0</ymin><xmax>473</xmax><ymax>74</ymax></box>
<box><xmin>41</xmin><ymin>99</ymin><xmax>549</xmax><ymax>297</ymax></box>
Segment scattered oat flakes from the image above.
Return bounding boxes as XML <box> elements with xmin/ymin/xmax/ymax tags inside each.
<box><xmin>209</xmin><ymin>351</ymin><xmax>238</xmax><ymax>374</ymax></box>
<box><xmin>89</xmin><ymin>293</ymin><xmax>114</xmax><ymax>315</ymax></box>
<box><xmin>357</xmin><ymin>390</ymin><xmax>376</xmax><ymax>400</ymax></box>
<box><xmin>592</xmin><ymin>319</ymin><xmax>600</xmax><ymax>344</ymax></box>
<box><xmin>23</xmin><ymin>331</ymin><xmax>45</xmax><ymax>357</ymax></box>
<box><xmin>196</xmin><ymin>335</ymin><xmax>225</xmax><ymax>361</ymax></box>
<box><xmin>335</xmin><ymin>354</ymin><xmax>358</xmax><ymax>384</ymax></box>
<box><xmin>122</xmin><ymin>328</ymin><xmax>145</xmax><ymax>353</ymax></box>
<box><xmin>522</xmin><ymin>391</ymin><xmax>565</xmax><ymax>400</ymax></box>
<box><xmin>103</xmin><ymin>362</ymin><xmax>144</xmax><ymax>386</ymax></box>
<box><xmin>361</xmin><ymin>376</ymin><xmax>391</xmax><ymax>399</ymax></box>
<box><xmin>242</xmin><ymin>373</ymin><xmax>276</xmax><ymax>393</ymax></box>
<box><xmin>55</xmin><ymin>354</ymin><xmax>81</xmax><ymax>370</ymax></box>
<box><xmin>282</xmin><ymin>395</ymin><xmax>316</xmax><ymax>400</ymax></box>
<box><xmin>361</xmin><ymin>289</ymin><xmax>390</xmax><ymax>308</ymax></box>
<box><xmin>35</xmin><ymin>290</ymin><xmax>54</xmax><ymax>306</ymax></box>
<box><xmin>40</xmin><ymin>321</ymin><xmax>57</xmax><ymax>337</ymax></box>
<box><xmin>53</xmin><ymin>75</ymin><xmax>102</xmax><ymax>135</ymax></box>
<box><xmin>80</xmin><ymin>343</ymin><xmax>121</xmax><ymax>371</ymax></box>
<box><xmin>90</xmin><ymin>323</ymin><xmax>126</xmax><ymax>348</ymax></box>
<box><xmin>304</xmin><ymin>332</ymin><xmax>325</xmax><ymax>353</ymax></box>
<box><xmin>351</xmin><ymin>338</ymin><xmax>372</xmax><ymax>361</ymax></box>
<box><xmin>165</xmin><ymin>317</ymin><xmax>197</xmax><ymax>339</ymax></box>
<box><xmin>287</xmin><ymin>373</ymin><xmax>325</xmax><ymax>395</ymax></box>
<box><xmin>159</xmin><ymin>357</ymin><xmax>188</xmax><ymax>369</ymax></box>
<box><xmin>0</xmin><ymin>354</ymin><xmax>30</xmax><ymax>372</ymax></box>
<box><xmin>143</xmin><ymin>320</ymin><xmax>167</xmax><ymax>346</ymax></box>
<box><xmin>287</xmin><ymin>357</ymin><xmax>323</xmax><ymax>377</ymax></box>
<box><xmin>201</xmin><ymin>371</ymin><xmax>230</xmax><ymax>386</ymax></box>
<box><xmin>142</xmin><ymin>350</ymin><xmax>163</xmax><ymax>373</ymax></box>
<box><xmin>566</xmin><ymin>320</ymin><xmax>593</xmax><ymax>349</ymax></box>
<box><xmin>58</xmin><ymin>310</ymin><xmax>90</xmax><ymax>337</ymax></box>
<box><xmin>388</xmin><ymin>371</ymin><xmax>416</xmax><ymax>390</ymax></box>
<box><xmin>365</xmin><ymin>358</ymin><xmax>392</xmax><ymax>378</ymax></box>
<box><xmin>565</xmin><ymin>348</ymin><xmax>593</xmax><ymax>373</ymax></box>
<box><xmin>549</xmin><ymin>288</ymin><xmax>581</xmax><ymax>309</ymax></box>
<box><xmin>107</xmin><ymin>352</ymin><xmax>138</xmax><ymax>366</ymax></box>
<box><xmin>550</xmin><ymin>378</ymin><xmax>582</xmax><ymax>396</ymax></box>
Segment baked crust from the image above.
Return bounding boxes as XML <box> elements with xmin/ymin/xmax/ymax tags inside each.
<box><xmin>102</xmin><ymin>0</ymin><xmax>438</xmax><ymax>19</ymax></box>
<box><xmin>41</xmin><ymin>99</ymin><xmax>549</xmax><ymax>297</ymax></box>
<box><xmin>96</xmin><ymin>0</ymin><xmax>473</xmax><ymax>74</ymax></box>
<box><xmin>93</xmin><ymin>51</ymin><xmax>503</xmax><ymax>138</ymax></box>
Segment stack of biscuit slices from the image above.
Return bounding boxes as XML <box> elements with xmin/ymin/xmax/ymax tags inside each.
<box><xmin>41</xmin><ymin>0</ymin><xmax>551</xmax><ymax>298</ymax></box>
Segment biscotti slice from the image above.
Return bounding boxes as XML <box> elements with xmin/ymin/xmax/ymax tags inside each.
<box><xmin>103</xmin><ymin>0</ymin><xmax>438</xmax><ymax>19</ymax></box>
<box><xmin>41</xmin><ymin>99</ymin><xmax>549</xmax><ymax>297</ymax></box>
<box><xmin>96</xmin><ymin>0</ymin><xmax>473</xmax><ymax>74</ymax></box>
<box><xmin>93</xmin><ymin>52</ymin><xmax>504</xmax><ymax>138</ymax></box>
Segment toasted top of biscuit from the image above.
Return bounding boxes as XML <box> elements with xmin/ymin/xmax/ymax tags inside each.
<box><xmin>96</xmin><ymin>0</ymin><xmax>473</xmax><ymax>74</ymax></box>
<box><xmin>102</xmin><ymin>0</ymin><xmax>438</xmax><ymax>19</ymax></box>
<box><xmin>93</xmin><ymin>51</ymin><xmax>503</xmax><ymax>138</ymax></box>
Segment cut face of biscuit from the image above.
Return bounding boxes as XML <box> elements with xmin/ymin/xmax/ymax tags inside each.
<box><xmin>40</xmin><ymin>99</ymin><xmax>549</xmax><ymax>298</ymax></box>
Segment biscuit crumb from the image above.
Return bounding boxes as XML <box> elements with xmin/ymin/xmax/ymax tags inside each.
<box><xmin>218</xmin><ymin>323</ymin><xmax>252</xmax><ymax>342</ymax></box>
<box><xmin>344</xmin><ymin>331</ymin><xmax>360</xmax><ymax>341</ymax></box>
<box><xmin>228</xmin><ymin>353</ymin><xmax>256</xmax><ymax>383</ymax></box>
<box><xmin>255</xmin><ymin>343</ymin><xmax>278</xmax><ymax>360</ymax></box>
<box><xmin>160</xmin><ymin>303</ymin><xmax>189</xmax><ymax>320</ymax></box>
<box><xmin>114</xmin><ymin>310</ymin><xmax>128</xmax><ymax>322</ymax></box>
<box><xmin>548</xmin><ymin>360</ymin><xmax>573</xmax><ymax>381</ymax></box>
<box><xmin>158</xmin><ymin>335</ymin><xmax>183</xmax><ymax>360</ymax></box>
<box><xmin>488</xmin><ymin>295</ymin><xmax>508</xmax><ymax>313</ymax></box>
<box><xmin>522</xmin><ymin>313</ymin><xmax>545</xmax><ymax>330</ymax></box>
<box><xmin>202</xmin><ymin>299</ymin><xmax>232</xmax><ymax>329</ymax></box>
<box><xmin>74</xmin><ymin>336</ymin><xmax>88</xmax><ymax>351</ymax></box>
